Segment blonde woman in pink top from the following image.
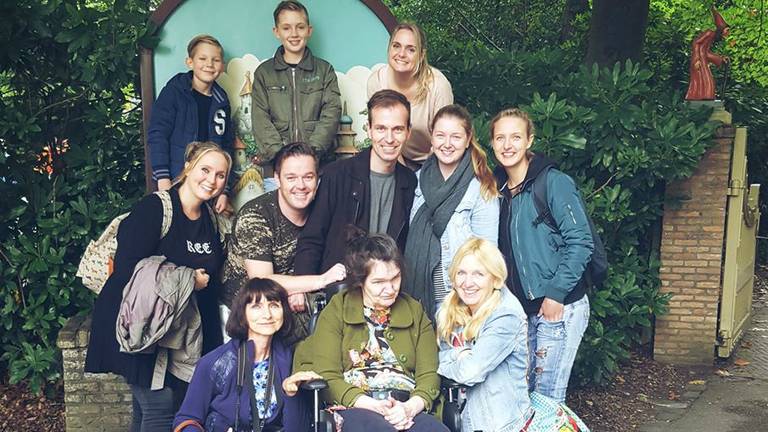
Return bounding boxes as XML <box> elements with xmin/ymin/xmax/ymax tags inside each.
<box><xmin>367</xmin><ymin>22</ymin><xmax>454</xmax><ymax>170</ymax></box>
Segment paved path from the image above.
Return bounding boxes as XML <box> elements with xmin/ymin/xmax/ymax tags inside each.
<box><xmin>640</xmin><ymin>300</ymin><xmax>768</xmax><ymax>432</ymax></box>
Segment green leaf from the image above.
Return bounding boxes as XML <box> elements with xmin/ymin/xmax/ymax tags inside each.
<box><xmin>559</xmin><ymin>133</ymin><xmax>586</xmax><ymax>150</ymax></box>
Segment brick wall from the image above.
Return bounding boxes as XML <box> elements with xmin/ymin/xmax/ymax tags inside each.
<box><xmin>654</xmin><ymin>126</ymin><xmax>734</xmax><ymax>364</ymax></box>
<box><xmin>57</xmin><ymin>315</ymin><xmax>132</xmax><ymax>431</ymax></box>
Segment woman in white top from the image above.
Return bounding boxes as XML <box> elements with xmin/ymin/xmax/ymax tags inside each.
<box><xmin>367</xmin><ymin>22</ymin><xmax>454</xmax><ymax>170</ymax></box>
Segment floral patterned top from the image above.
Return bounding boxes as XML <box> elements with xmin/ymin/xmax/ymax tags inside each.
<box><xmin>252</xmin><ymin>359</ymin><xmax>277</xmax><ymax>421</ymax></box>
<box><xmin>342</xmin><ymin>307</ymin><xmax>416</xmax><ymax>392</ymax></box>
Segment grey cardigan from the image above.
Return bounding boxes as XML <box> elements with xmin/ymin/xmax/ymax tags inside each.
<box><xmin>116</xmin><ymin>255</ymin><xmax>200</xmax><ymax>389</ymax></box>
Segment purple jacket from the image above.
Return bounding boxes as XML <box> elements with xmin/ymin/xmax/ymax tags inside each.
<box><xmin>173</xmin><ymin>338</ymin><xmax>311</xmax><ymax>431</ymax></box>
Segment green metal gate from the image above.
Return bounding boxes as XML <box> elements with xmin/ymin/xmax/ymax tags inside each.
<box><xmin>717</xmin><ymin>127</ymin><xmax>761</xmax><ymax>358</ymax></box>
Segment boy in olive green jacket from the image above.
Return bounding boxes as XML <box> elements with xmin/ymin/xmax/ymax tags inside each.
<box><xmin>251</xmin><ymin>0</ymin><xmax>342</xmax><ymax>187</ymax></box>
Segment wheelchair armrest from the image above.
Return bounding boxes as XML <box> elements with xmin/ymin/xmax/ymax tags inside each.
<box><xmin>441</xmin><ymin>377</ymin><xmax>465</xmax><ymax>389</ymax></box>
<box><xmin>301</xmin><ymin>378</ymin><xmax>328</xmax><ymax>392</ymax></box>
<box><xmin>323</xmin><ymin>281</ymin><xmax>347</xmax><ymax>300</ymax></box>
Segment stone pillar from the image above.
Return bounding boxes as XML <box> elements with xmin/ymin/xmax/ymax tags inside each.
<box><xmin>57</xmin><ymin>315</ymin><xmax>132</xmax><ymax>431</ymax></box>
<box><xmin>654</xmin><ymin>125</ymin><xmax>734</xmax><ymax>364</ymax></box>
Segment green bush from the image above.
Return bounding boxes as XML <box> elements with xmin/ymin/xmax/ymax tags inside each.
<box><xmin>0</xmin><ymin>0</ymin><xmax>151</xmax><ymax>393</ymax></box>
<box><xmin>521</xmin><ymin>62</ymin><xmax>717</xmax><ymax>384</ymax></box>
<box><xmin>390</xmin><ymin>0</ymin><xmax>726</xmax><ymax>386</ymax></box>
<box><xmin>441</xmin><ymin>47</ymin><xmax>717</xmax><ymax>384</ymax></box>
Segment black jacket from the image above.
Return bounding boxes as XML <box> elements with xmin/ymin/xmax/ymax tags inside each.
<box><xmin>85</xmin><ymin>189</ymin><xmax>224</xmax><ymax>386</ymax></box>
<box><xmin>294</xmin><ymin>148</ymin><xmax>417</xmax><ymax>274</ymax></box>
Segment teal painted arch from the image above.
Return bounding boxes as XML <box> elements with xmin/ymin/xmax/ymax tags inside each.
<box><xmin>140</xmin><ymin>0</ymin><xmax>397</xmax><ymax>189</ymax></box>
<box><xmin>151</xmin><ymin>0</ymin><xmax>395</xmax><ymax>95</ymax></box>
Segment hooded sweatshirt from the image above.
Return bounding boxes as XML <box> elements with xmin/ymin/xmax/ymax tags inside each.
<box><xmin>495</xmin><ymin>154</ymin><xmax>592</xmax><ymax>314</ymax></box>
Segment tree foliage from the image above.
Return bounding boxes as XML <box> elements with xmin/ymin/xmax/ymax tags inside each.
<box><xmin>2</xmin><ymin>0</ymin><xmax>766</xmax><ymax>392</ymax></box>
<box><xmin>391</xmin><ymin>0</ymin><xmax>727</xmax><ymax>385</ymax></box>
<box><xmin>646</xmin><ymin>0</ymin><xmax>768</xmax><ymax>259</ymax></box>
<box><xmin>446</xmin><ymin>45</ymin><xmax>717</xmax><ymax>384</ymax></box>
<box><xmin>0</xmin><ymin>0</ymin><xmax>152</xmax><ymax>392</ymax></box>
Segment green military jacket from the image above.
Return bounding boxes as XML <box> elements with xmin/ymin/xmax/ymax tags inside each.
<box><xmin>251</xmin><ymin>46</ymin><xmax>342</xmax><ymax>164</ymax></box>
<box><xmin>293</xmin><ymin>289</ymin><xmax>441</xmax><ymax>411</ymax></box>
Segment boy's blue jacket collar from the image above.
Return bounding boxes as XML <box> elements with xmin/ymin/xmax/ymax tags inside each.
<box><xmin>169</xmin><ymin>71</ymin><xmax>229</xmax><ymax>105</ymax></box>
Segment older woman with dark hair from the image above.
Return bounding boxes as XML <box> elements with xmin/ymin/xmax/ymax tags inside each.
<box><xmin>173</xmin><ymin>278</ymin><xmax>320</xmax><ymax>432</ymax></box>
<box><xmin>294</xmin><ymin>228</ymin><xmax>448</xmax><ymax>432</ymax></box>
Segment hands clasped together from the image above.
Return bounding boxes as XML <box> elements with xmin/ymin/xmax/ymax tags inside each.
<box><xmin>355</xmin><ymin>395</ymin><xmax>426</xmax><ymax>431</ymax></box>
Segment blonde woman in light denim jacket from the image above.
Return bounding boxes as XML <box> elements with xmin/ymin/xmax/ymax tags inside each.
<box><xmin>437</xmin><ymin>238</ymin><xmax>590</xmax><ymax>432</ymax></box>
<box><xmin>403</xmin><ymin>104</ymin><xmax>499</xmax><ymax>320</ymax></box>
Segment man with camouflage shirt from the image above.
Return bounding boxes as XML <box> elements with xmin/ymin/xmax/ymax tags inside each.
<box><xmin>221</xmin><ymin>142</ymin><xmax>345</xmax><ymax>338</ymax></box>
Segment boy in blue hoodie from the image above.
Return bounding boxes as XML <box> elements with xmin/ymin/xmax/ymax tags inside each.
<box><xmin>148</xmin><ymin>34</ymin><xmax>234</xmax><ymax>212</ymax></box>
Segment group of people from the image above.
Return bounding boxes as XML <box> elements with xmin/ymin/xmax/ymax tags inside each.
<box><xmin>84</xmin><ymin>1</ymin><xmax>595</xmax><ymax>431</ymax></box>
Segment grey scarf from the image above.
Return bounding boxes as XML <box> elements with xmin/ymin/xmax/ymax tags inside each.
<box><xmin>404</xmin><ymin>151</ymin><xmax>474</xmax><ymax>319</ymax></box>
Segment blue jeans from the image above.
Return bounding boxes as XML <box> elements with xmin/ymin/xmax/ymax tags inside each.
<box><xmin>130</xmin><ymin>385</ymin><xmax>174</xmax><ymax>432</ymax></box>
<box><xmin>527</xmin><ymin>295</ymin><xmax>590</xmax><ymax>403</ymax></box>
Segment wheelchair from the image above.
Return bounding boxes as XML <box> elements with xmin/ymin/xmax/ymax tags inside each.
<box><xmin>299</xmin><ymin>282</ymin><xmax>467</xmax><ymax>432</ymax></box>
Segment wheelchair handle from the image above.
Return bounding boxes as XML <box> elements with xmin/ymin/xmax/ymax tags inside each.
<box><xmin>300</xmin><ymin>378</ymin><xmax>329</xmax><ymax>392</ymax></box>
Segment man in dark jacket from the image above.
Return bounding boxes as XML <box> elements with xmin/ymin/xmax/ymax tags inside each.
<box><xmin>294</xmin><ymin>90</ymin><xmax>417</xmax><ymax>275</ymax></box>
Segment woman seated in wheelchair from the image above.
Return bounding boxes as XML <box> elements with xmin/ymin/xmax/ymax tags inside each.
<box><xmin>294</xmin><ymin>228</ymin><xmax>449</xmax><ymax>431</ymax></box>
<box><xmin>436</xmin><ymin>238</ymin><xmax>589</xmax><ymax>432</ymax></box>
<box><xmin>173</xmin><ymin>278</ymin><xmax>322</xmax><ymax>432</ymax></box>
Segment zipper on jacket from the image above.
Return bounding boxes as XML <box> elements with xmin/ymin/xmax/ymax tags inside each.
<box><xmin>352</xmin><ymin>190</ymin><xmax>361</xmax><ymax>223</ymax></box>
<box><xmin>393</xmin><ymin>221</ymin><xmax>405</xmax><ymax>246</ymax></box>
<box><xmin>511</xmin><ymin>198</ymin><xmax>535</xmax><ymax>301</ymax></box>
<box><xmin>291</xmin><ymin>68</ymin><xmax>300</xmax><ymax>143</ymax></box>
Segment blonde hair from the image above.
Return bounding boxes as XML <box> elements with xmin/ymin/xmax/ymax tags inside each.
<box><xmin>187</xmin><ymin>34</ymin><xmax>223</xmax><ymax>58</ymax></box>
<box><xmin>389</xmin><ymin>23</ymin><xmax>433</xmax><ymax>104</ymax></box>
<box><xmin>431</xmin><ymin>104</ymin><xmax>498</xmax><ymax>200</ymax></box>
<box><xmin>436</xmin><ymin>238</ymin><xmax>508</xmax><ymax>343</ymax></box>
<box><xmin>173</xmin><ymin>141</ymin><xmax>232</xmax><ymax>189</ymax></box>
<box><xmin>489</xmin><ymin>108</ymin><xmax>535</xmax><ymax>138</ymax></box>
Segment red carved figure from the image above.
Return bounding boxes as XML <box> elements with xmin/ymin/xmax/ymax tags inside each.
<box><xmin>685</xmin><ymin>6</ymin><xmax>730</xmax><ymax>101</ymax></box>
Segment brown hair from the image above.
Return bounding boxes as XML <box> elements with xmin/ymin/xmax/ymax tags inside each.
<box><xmin>489</xmin><ymin>108</ymin><xmax>535</xmax><ymax>138</ymax></box>
<box><xmin>272</xmin><ymin>141</ymin><xmax>318</xmax><ymax>174</ymax></box>
<box><xmin>225</xmin><ymin>278</ymin><xmax>296</xmax><ymax>341</ymax></box>
<box><xmin>344</xmin><ymin>226</ymin><xmax>404</xmax><ymax>292</ymax></box>
<box><xmin>367</xmin><ymin>89</ymin><xmax>411</xmax><ymax>128</ymax></box>
<box><xmin>431</xmin><ymin>104</ymin><xmax>498</xmax><ymax>200</ymax></box>
<box><xmin>389</xmin><ymin>22</ymin><xmax>433</xmax><ymax>104</ymax></box>
<box><xmin>186</xmin><ymin>34</ymin><xmax>223</xmax><ymax>58</ymax></box>
<box><xmin>173</xmin><ymin>141</ymin><xmax>233</xmax><ymax>188</ymax></box>
<box><xmin>273</xmin><ymin>0</ymin><xmax>310</xmax><ymax>25</ymax></box>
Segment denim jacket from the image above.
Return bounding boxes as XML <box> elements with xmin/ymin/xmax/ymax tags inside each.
<box><xmin>410</xmin><ymin>175</ymin><xmax>499</xmax><ymax>293</ymax></box>
<box><xmin>438</xmin><ymin>288</ymin><xmax>533</xmax><ymax>432</ymax></box>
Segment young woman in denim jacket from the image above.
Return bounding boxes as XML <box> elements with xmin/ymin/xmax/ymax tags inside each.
<box><xmin>403</xmin><ymin>104</ymin><xmax>499</xmax><ymax>320</ymax></box>
<box><xmin>491</xmin><ymin>108</ymin><xmax>592</xmax><ymax>403</ymax></box>
<box><xmin>436</xmin><ymin>238</ymin><xmax>589</xmax><ymax>432</ymax></box>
